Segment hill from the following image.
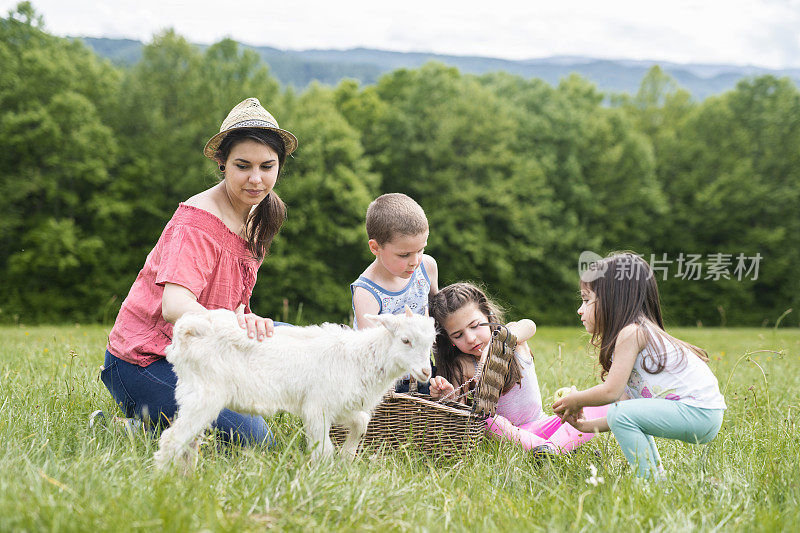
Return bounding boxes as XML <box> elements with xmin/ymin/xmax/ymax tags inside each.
<box><xmin>78</xmin><ymin>36</ymin><xmax>800</xmax><ymax>100</ymax></box>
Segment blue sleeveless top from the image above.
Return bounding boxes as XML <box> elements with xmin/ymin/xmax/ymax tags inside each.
<box><xmin>350</xmin><ymin>261</ymin><xmax>431</xmax><ymax>329</ymax></box>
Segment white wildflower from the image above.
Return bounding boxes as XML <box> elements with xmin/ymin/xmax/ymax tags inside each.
<box><xmin>586</xmin><ymin>463</ymin><xmax>604</xmax><ymax>486</ymax></box>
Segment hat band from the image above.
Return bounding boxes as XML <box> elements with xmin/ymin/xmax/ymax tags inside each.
<box><xmin>223</xmin><ymin>119</ymin><xmax>278</xmax><ymax>132</ymax></box>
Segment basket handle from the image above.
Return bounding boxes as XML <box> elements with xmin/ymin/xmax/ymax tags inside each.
<box><xmin>472</xmin><ymin>323</ymin><xmax>516</xmax><ymax>417</ymax></box>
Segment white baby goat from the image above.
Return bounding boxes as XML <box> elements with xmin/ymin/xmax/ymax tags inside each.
<box><xmin>154</xmin><ymin>307</ymin><xmax>435</xmax><ymax>471</ymax></box>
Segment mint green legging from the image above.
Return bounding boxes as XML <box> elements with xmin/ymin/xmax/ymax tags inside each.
<box><xmin>606</xmin><ymin>399</ymin><xmax>724</xmax><ymax>479</ymax></box>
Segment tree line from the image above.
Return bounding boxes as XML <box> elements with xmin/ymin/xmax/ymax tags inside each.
<box><xmin>1</xmin><ymin>3</ymin><xmax>798</xmax><ymax>327</ymax></box>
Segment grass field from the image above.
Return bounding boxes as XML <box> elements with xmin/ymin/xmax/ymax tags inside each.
<box><xmin>1</xmin><ymin>324</ymin><xmax>798</xmax><ymax>531</ymax></box>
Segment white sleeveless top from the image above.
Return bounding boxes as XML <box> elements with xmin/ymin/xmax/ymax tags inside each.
<box><xmin>625</xmin><ymin>331</ymin><xmax>726</xmax><ymax>410</ymax></box>
<box><xmin>496</xmin><ymin>349</ymin><xmax>545</xmax><ymax>426</ymax></box>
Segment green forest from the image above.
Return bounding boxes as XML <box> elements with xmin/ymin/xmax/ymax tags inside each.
<box><xmin>1</xmin><ymin>3</ymin><xmax>798</xmax><ymax>327</ymax></box>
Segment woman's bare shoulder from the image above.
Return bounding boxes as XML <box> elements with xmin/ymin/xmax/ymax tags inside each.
<box><xmin>184</xmin><ymin>187</ymin><xmax>222</xmax><ymax>217</ymax></box>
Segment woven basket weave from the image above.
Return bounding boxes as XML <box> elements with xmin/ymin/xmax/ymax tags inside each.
<box><xmin>331</xmin><ymin>325</ymin><xmax>517</xmax><ymax>457</ymax></box>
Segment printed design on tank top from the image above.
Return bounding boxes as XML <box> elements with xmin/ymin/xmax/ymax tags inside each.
<box><xmin>627</xmin><ymin>368</ymin><xmax>681</xmax><ymax>401</ymax></box>
<box><xmin>362</xmin><ymin>263</ymin><xmax>429</xmax><ymax>316</ymax></box>
<box><xmin>350</xmin><ymin>262</ymin><xmax>431</xmax><ymax>329</ymax></box>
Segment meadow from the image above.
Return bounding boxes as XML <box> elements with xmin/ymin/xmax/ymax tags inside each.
<box><xmin>1</xmin><ymin>324</ymin><xmax>798</xmax><ymax>531</ymax></box>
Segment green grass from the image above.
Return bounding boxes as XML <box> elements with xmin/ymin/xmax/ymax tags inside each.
<box><xmin>1</xmin><ymin>325</ymin><xmax>799</xmax><ymax>531</ymax></box>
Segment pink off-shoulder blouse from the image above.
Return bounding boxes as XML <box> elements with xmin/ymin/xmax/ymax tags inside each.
<box><xmin>107</xmin><ymin>203</ymin><xmax>261</xmax><ymax>366</ymax></box>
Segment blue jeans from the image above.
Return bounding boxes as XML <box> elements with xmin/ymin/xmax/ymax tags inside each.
<box><xmin>394</xmin><ymin>377</ymin><xmax>431</xmax><ymax>394</ymax></box>
<box><xmin>393</xmin><ymin>361</ymin><xmax>435</xmax><ymax>394</ymax></box>
<box><xmin>101</xmin><ymin>350</ymin><xmax>274</xmax><ymax>446</ymax></box>
<box><xmin>607</xmin><ymin>399</ymin><xmax>724</xmax><ymax>479</ymax></box>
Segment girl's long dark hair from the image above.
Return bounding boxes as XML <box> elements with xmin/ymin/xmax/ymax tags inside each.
<box><xmin>215</xmin><ymin>128</ymin><xmax>288</xmax><ymax>260</ymax></box>
<box><xmin>429</xmin><ymin>282</ymin><xmax>523</xmax><ymax>395</ymax></box>
<box><xmin>581</xmin><ymin>252</ymin><xmax>708</xmax><ymax>380</ymax></box>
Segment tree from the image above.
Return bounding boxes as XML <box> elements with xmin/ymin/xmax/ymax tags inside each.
<box><xmin>654</xmin><ymin>76</ymin><xmax>800</xmax><ymax>325</ymax></box>
<box><xmin>338</xmin><ymin>64</ymin><xmax>569</xmax><ymax>320</ymax></box>
<box><xmin>0</xmin><ymin>3</ymin><xmax>120</xmax><ymax>321</ymax></box>
<box><xmin>99</xmin><ymin>34</ymin><xmax>284</xmax><ymax>318</ymax></box>
<box><xmin>253</xmin><ymin>84</ymin><xmax>378</xmax><ymax>324</ymax></box>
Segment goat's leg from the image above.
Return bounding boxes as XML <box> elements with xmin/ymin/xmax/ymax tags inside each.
<box><xmin>154</xmin><ymin>394</ymin><xmax>223</xmax><ymax>473</ymax></box>
<box><xmin>339</xmin><ymin>411</ymin><xmax>370</xmax><ymax>460</ymax></box>
<box><xmin>302</xmin><ymin>411</ymin><xmax>334</xmax><ymax>460</ymax></box>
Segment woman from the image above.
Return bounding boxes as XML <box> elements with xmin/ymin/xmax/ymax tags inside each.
<box><xmin>98</xmin><ymin>98</ymin><xmax>297</xmax><ymax>445</ymax></box>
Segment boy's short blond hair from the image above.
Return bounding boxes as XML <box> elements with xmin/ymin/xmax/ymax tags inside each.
<box><xmin>366</xmin><ymin>193</ymin><xmax>429</xmax><ymax>245</ymax></box>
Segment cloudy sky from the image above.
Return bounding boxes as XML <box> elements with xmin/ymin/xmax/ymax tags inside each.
<box><xmin>6</xmin><ymin>0</ymin><xmax>800</xmax><ymax>69</ymax></box>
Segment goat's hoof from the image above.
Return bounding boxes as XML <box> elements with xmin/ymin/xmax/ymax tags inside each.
<box><xmin>338</xmin><ymin>447</ymin><xmax>359</xmax><ymax>461</ymax></box>
<box><xmin>154</xmin><ymin>449</ymin><xmax>196</xmax><ymax>475</ymax></box>
<box><xmin>153</xmin><ymin>450</ymin><xmax>171</xmax><ymax>472</ymax></box>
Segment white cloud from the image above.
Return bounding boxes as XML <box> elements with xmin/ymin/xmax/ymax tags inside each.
<box><xmin>3</xmin><ymin>0</ymin><xmax>798</xmax><ymax>68</ymax></box>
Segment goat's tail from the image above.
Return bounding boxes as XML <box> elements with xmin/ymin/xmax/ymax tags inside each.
<box><xmin>166</xmin><ymin>312</ymin><xmax>212</xmax><ymax>363</ymax></box>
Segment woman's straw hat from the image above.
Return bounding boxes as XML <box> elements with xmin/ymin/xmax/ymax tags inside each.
<box><xmin>203</xmin><ymin>97</ymin><xmax>298</xmax><ymax>160</ymax></box>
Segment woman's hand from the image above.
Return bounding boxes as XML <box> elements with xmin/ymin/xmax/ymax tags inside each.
<box><xmin>429</xmin><ymin>376</ymin><xmax>455</xmax><ymax>399</ymax></box>
<box><xmin>235</xmin><ymin>308</ymin><xmax>275</xmax><ymax>341</ymax></box>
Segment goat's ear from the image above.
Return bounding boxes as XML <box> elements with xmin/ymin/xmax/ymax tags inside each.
<box><xmin>404</xmin><ymin>305</ymin><xmax>413</xmax><ymax>317</ymax></box>
<box><xmin>364</xmin><ymin>313</ymin><xmax>398</xmax><ymax>333</ymax></box>
<box><xmin>176</xmin><ymin>312</ymin><xmax>212</xmax><ymax>339</ymax></box>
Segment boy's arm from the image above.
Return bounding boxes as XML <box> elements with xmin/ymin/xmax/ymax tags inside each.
<box><xmin>352</xmin><ymin>287</ymin><xmax>381</xmax><ymax>329</ymax></box>
<box><xmin>423</xmin><ymin>254</ymin><xmax>438</xmax><ymax>294</ymax></box>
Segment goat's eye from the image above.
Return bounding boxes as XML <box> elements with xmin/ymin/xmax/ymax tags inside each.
<box><xmin>401</xmin><ymin>338</ymin><xmax>411</xmax><ymax>345</ymax></box>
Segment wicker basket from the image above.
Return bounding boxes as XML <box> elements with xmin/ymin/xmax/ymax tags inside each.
<box><xmin>331</xmin><ymin>325</ymin><xmax>517</xmax><ymax>457</ymax></box>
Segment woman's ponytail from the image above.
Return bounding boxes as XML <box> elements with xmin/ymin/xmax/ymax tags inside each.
<box><xmin>246</xmin><ymin>191</ymin><xmax>287</xmax><ymax>260</ymax></box>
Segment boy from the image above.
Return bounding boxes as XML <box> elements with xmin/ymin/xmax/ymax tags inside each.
<box><xmin>351</xmin><ymin>193</ymin><xmax>439</xmax><ymax>393</ymax></box>
<box><xmin>351</xmin><ymin>193</ymin><xmax>439</xmax><ymax>330</ymax></box>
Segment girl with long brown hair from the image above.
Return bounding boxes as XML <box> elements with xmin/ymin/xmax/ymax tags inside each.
<box><xmin>553</xmin><ymin>252</ymin><xmax>726</xmax><ymax>479</ymax></box>
<box><xmin>429</xmin><ymin>282</ymin><xmax>607</xmax><ymax>456</ymax></box>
